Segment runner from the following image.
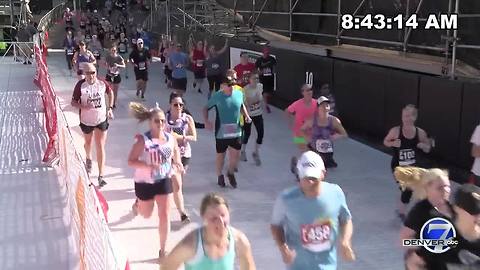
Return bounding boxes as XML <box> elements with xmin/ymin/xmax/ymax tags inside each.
<box><xmin>72</xmin><ymin>40</ymin><xmax>96</xmax><ymax>80</ymax></box>
<box><xmin>104</xmin><ymin>45</ymin><xmax>125</xmax><ymax>109</ymax></box>
<box><xmin>190</xmin><ymin>40</ymin><xmax>207</xmax><ymax>94</ymax></box>
<box><xmin>205</xmin><ymin>39</ymin><xmax>228</xmax><ymax>99</ymax></box>
<box><xmin>79</xmin><ymin>12</ymin><xmax>88</xmax><ymax>31</ymax></box>
<box><xmin>161</xmin><ymin>193</ymin><xmax>256</xmax><ymax>269</ymax></box>
<box><xmin>383</xmin><ymin>104</ymin><xmax>432</xmax><ymax>220</ymax></box>
<box><xmin>395</xmin><ymin>167</ymin><xmax>453</xmax><ymax>270</ymax></box>
<box><xmin>127</xmin><ymin>102</ymin><xmax>184</xmax><ymax>259</ymax></box>
<box><xmin>469</xmin><ymin>124</ymin><xmax>480</xmax><ymax>186</ymax></box>
<box><xmin>117</xmin><ymin>32</ymin><xmax>129</xmax><ymax>79</ymax></box>
<box><xmin>129</xmin><ymin>38</ymin><xmax>152</xmax><ymax>100</ymax></box>
<box><xmin>169</xmin><ymin>43</ymin><xmax>189</xmax><ymax>95</ymax></box>
<box><xmin>320</xmin><ymin>84</ymin><xmax>337</xmax><ymax>116</ymax></box>
<box><xmin>160</xmin><ymin>36</ymin><xmax>173</xmax><ymax>85</ymax></box>
<box><xmin>241</xmin><ymin>72</ymin><xmax>264</xmax><ymax>166</ymax></box>
<box><xmin>285</xmin><ymin>84</ymin><xmax>317</xmax><ymax>176</ymax></box>
<box><xmin>203</xmin><ymin>76</ymin><xmax>252</xmax><ymax>188</ymax></box>
<box><xmin>71</xmin><ymin>63</ymin><xmax>114</xmax><ymax>188</ymax></box>
<box><xmin>165</xmin><ymin>93</ymin><xmax>197</xmax><ymax>224</ymax></box>
<box><xmin>63</xmin><ymin>7</ymin><xmax>74</xmax><ymax>32</ymax></box>
<box><xmin>63</xmin><ymin>31</ymin><xmax>77</xmax><ymax>76</ymax></box>
<box><xmin>301</xmin><ymin>96</ymin><xmax>347</xmax><ymax>169</ymax></box>
<box><xmin>255</xmin><ymin>46</ymin><xmax>276</xmax><ymax>113</ymax></box>
<box><xmin>234</xmin><ymin>52</ymin><xmax>256</xmax><ymax>88</ymax></box>
<box><xmin>90</xmin><ymin>34</ymin><xmax>103</xmax><ymax>67</ymax></box>
<box><xmin>271</xmin><ymin>151</ymin><xmax>355</xmax><ymax>270</ymax></box>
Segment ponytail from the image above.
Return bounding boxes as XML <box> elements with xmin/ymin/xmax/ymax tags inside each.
<box><xmin>129</xmin><ymin>102</ymin><xmax>163</xmax><ymax>122</ymax></box>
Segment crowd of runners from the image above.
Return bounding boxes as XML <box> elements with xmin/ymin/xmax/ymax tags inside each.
<box><xmin>61</xmin><ymin>3</ymin><xmax>480</xmax><ymax>270</ymax></box>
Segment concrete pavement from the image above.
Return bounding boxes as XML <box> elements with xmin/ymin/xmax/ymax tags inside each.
<box><xmin>46</xmin><ymin>50</ymin><xmax>406</xmax><ymax>270</ymax></box>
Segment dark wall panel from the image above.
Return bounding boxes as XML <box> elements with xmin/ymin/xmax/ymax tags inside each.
<box><xmin>458</xmin><ymin>82</ymin><xmax>480</xmax><ymax>169</ymax></box>
<box><xmin>305</xmin><ymin>56</ymin><xmax>334</xmax><ymax>98</ymax></box>
<box><xmin>417</xmin><ymin>77</ymin><xmax>463</xmax><ymax>164</ymax></box>
<box><xmin>384</xmin><ymin>71</ymin><xmax>420</xmax><ymax>134</ymax></box>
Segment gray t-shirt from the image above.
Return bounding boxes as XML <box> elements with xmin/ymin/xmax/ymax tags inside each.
<box><xmin>105</xmin><ymin>54</ymin><xmax>124</xmax><ymax>75</ymax></box>
<box><xmin>205</xmin><ymin>54</ymin><xmax>224</xmax><ymax>76</ymax></box>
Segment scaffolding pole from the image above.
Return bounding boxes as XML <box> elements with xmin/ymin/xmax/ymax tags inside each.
<box><xmin>451</xmin><ymin>0</ymin><xmax>460</xmax><ymax>79</ymax></box>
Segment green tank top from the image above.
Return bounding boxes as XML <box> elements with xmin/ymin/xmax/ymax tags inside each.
<box><xmin>184</xmin><ymin>227</ymin><xmax>236</xmax><ymax>270</ymax></box>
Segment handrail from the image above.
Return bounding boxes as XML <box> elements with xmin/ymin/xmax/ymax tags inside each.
<box><xmin>38</xmin><ymin>2</ymin><xmax>65</xmax><ymax>33</ymax></box>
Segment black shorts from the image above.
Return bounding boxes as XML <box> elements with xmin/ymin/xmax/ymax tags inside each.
<box><xmin>135</xmin><ymin>179</ymin><xmax>172</xmax><ymax>200</ymax></box>
<box><xmin>79</xmin><ymin>120</ymin><xmax>109</xmax><ymax>134</ymax></box>
<box><xmin>135</xmin><ymin>70</ymin><xmax>148</xmax><ymax>81</ymax></box>
<box><xmin>164</xmin><ymin>67</ymin><xmax>172</xmax><ymax>79</ymax></box>
<box><xmin>106</xmin><ymin>74</ymin><xmax>121</xmax><ymax>84</ymax></box>
<box><xmin>181</xmin><ymin>157</ymin><xmax>190</xmax><ymax>167</ymax></box>
<box><xmin>94</xmin><ymin>55</ymin><xmax>101</xmax><ymax>60</ymax></box>
<box><xmin>216</xmin><ymin>137</ymin><xmax>242</xmax><ymax>154</ymax></box>
<box><xmin>194</xmin><ymin>69</ymin><xmax>206</xmax><ymax>79</ymax></box>
<box><xmin>172</xmin><ymin>77</ymin><xmax>187</xmax><ymax>91</ymax></box>
<box><xmin>260</xmin><ymin>76</ymin><xmax>275</xmax><ymax>94</ymax></box>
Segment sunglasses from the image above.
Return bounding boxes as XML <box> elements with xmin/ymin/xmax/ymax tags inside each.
<box><xmin>138</xmin><ymin>42</ymin><xmax>143</xmax><ymax>45</ymax></box>
<box><xmin>153</xmin><ymin>118</ymin><xmax>165</xmax><ymax>124</ymax></box>
<box><xmin>173</xmin><ymin>103</ymin><xmax>184</xmax><ymax>107</ymax></box>
<box><xmin>85</xmin><ymin>71</ymin><xmax>96</xmax><ymax>75</ymax></box>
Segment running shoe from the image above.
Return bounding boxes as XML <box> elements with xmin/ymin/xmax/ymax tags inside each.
<box><xmin>240</xmin><ymin>151</ymin><xmax>247</xmax><ymax>162</ymax></box>
<box><xmin>85</xmin><ymin>158</ymin><xmax>92</xmax><ymax>174</ymax></box>
<box><xmin>135</xmin><ymin>90</ymin><xmax>139</xmax><ymax>97</ymax></box>
<box><xmin>180</xmin><ymin>213</ymin><xmax>191</xmax><ymax>224</ymax></box>
<box><xmin>290</xmin><ymin>156</ymin><xmax>297</xmax><ymax>174</ymax></box>
<box><xmin>227</xmin><ymin>173</ymin><xmax>237</xmax><ymax>188</ymax></box>
<box><xmin>131</xmin><ymin>199</ymin><xmax>138</xmax><ymax>216</ymax></box>
<box><xmin>252</xmin><ymin>152</ymin><xmax>261</xmax><ymax>166</ymax></box>
<box><xmin>98</xmin><ymin>176</ymin><xmax>107</xmax><ymax>188</ymax></box>
<box><xmin>141</xmin><ymin>95</ymin><xmax>145</xmax><ymax>101</ymax></box>
<box><xmin>193</xmin><ymin>82</ymin><xmax>196</xmax><ymax>88</ymax></box>
<box><xmin>217</xmin><ymin>175</ymin><xmax>226</xmax><ymax>187</ymax></box>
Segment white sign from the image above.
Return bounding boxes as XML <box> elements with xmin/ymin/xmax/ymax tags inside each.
<box><xmin>229</xmin><ymin>47</ymin><xmax>277</xmax><ymax>90</ymax></box>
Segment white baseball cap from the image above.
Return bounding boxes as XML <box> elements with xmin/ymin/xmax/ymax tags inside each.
<box><xmin>137</xmin><ymin>38</ymin><xmax>144</xmax><ymax>44</ymax></box>
<box><xmin>296</xmin><ymin>151</ymin><xmax>326</xmax><ymax>179</ymax></box>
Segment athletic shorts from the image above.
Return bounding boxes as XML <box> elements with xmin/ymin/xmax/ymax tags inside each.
<box><xmin>216</xmin><ymin>137</ymin><xmax>242</xmax><ymax>154</ymax></box>
<box><xmin>134</xmin><ymin>179</ymin><xmax>172</xmax><ymax>201</ymax></box>
<box><xmin>194</xmin><ymin>69</ymin><xmax>206</xmax><ymax>79</ymax></box>
<box><xmin>172</xmin><ymin>77</ymin><xmax>187</xmax><ymax>91</ymax></box>
<box><xmin>260</xmin><ymin>76</ymin><xmax>275</xmax><ymax>94</ymax></box>
<box><xmin>79</xmin><ymin>119</ymin><xmax>109</xmax><ymax>134</ymax></box>
<box><xmin>106</xmin><ymin>74</ymin><xmax>121</xmax><ymax>84</ymax></box>
<box><xmin>135</xmin><ymin>70</ymin><xmax>148</xmax><ymax>81</ymax></box>
<box><xmin>181</xmin><ymin>157</ymin><xmax>190</xmax><ymax>167</ymax></box>
<box><xmin>293</xmin><ymin>136</ymin><xmax>307</xmax><ymax>145</ymax></box>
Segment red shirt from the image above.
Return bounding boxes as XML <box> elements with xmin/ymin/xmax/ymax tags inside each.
<box><xmin>234</xmin><ymin>62</ymin><xmax>256</xmax><ymax>87</ymax></box>
<box><xmin>192</xmin><ymin>49</ymin><xmax>206</xmax><ymax>72</ymax></box>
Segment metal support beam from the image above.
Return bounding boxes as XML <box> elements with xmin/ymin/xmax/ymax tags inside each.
<box><xmin>403</xmin><ymin>0</ymin><xmax>424</xmax><ymax>52</ymax></box>
<box><xmin>336</xmin><ymin>0</ymin><xmax>342</xmax><ymax>45</ymax></box>
<box><xmin>252</xmin><ymin>0</ymin><xmax>269</xmax><ymax>29</ymax></box>
<box><xmin>338</xmin><ymin>0</ymin><xmax>366</xmax><ymax>37</ymax></box>
<box><xmin>451</xmin><ymin>0</ymin><xmax>459</xmax><ymax>79</ymax></box>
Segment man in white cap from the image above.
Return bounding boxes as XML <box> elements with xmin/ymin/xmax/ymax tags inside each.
<box><xmin>271</xmin><ymin>151</ymin><xmax>355</xmax><ymax>270</ymax></box>
<box><xmin>129</xmin><ymin>38</ymin><xmax>151</xmax><ymax>100</ymax></box>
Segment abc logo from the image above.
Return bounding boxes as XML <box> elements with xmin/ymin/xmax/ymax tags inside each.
<box><xmin>420</xmin><ymin>217</ymin><xmax>457</xmax><ymax>253</ymax></box>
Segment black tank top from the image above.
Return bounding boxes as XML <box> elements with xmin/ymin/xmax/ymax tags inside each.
<box><xmin>391</xmin><ymin>125</ymin><xmax>419</xmax><ymax>170</ymax></box>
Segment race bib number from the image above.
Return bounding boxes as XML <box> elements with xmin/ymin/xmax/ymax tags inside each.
<box><xmin>300</xmin><ymin>223</ymin><xmax>332</xmax><ymax>253</ymax></box>
<box><xmin>88</xmin><ymin>97</ymin><xmax>102</xmax><ymax>109</ymax></box>
<box><xmin>315</xmin><ymin>139</ymin><xmax>333</xmax><ymax>153</ymax></box>
<box><xmin>212</xmin><ymin>63</ymin><xmax>219</xmax><ymax>69</ymax></box>
<box><xmin>138</xmin><ymin>61</ymin><xmax>146</xmax><ymax>70</ymax></box>
<box><xmin>222</xmin><ymin>123</ymin><xmax>239</xmax><ymax>138</ymax></box>
<box><xmin>196</xmin><ymin>60</ymin><xmax>204</xmax><ymax>67</ymax></box>
<box><xmin>109</xmin><ymin>65</ymin><xmax>119</xmax><ymax>74</ymax></box>
<box><xmin>132</xmin><ymin>38</ymin><xmax>137</xmax><ymax>44</ymax></box>
<box><xmin>262</xmin><ymin>67</ymin><xmax>272</xmax><ymax>76</ymax></box>
<box><xmin>119</xmin><ymin>44</ymin><xmax>127</xmax><ymax>53</ymax></box>
<box><xmin>67</xmin><ymin>48</ymin><xmax>74</xmax><ymax>55</ymax></box>
<box><xmin>399</xmin><ymin>148</ymin><xmax>416</xmax><ymax>166</ymax></box>
<box><xmin>93</xmin><ymin>51</ymin><xmax>100</xmax><ymax>57</ymax></box>
<box><xmin>249</xmin><ymin>102</ymin><xmax>262</xmax><ymax>115</ymax></box>
<box><xmin>80</xmin><ymin>21</ymin><xmax>86</xmax><ymax>26</ymax></box>
<box><xmin>176</xmin><ymin>63</ymin><xmax>183</xmax><ymax>68</ymax></box>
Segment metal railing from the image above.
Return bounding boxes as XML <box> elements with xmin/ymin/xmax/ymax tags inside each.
<box><xmin>0</xmin><ymin>41</ymin><xmax>34</xmax><ymax>64</ymax></box>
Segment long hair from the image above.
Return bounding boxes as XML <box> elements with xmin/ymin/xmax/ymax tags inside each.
<box><xmin>200</xmin><ymin>193</ymin><xmax>229</xmax><ymax>216</ymax></box>
<box><xmin>129</xmin><ymin>102</ymin><xmax>163</xmax><ymax>122</ymax></box>
<box><xmin>394</xmin><ymin>167</ymin><xmax>449</xmax><ymax>200</ymax></box>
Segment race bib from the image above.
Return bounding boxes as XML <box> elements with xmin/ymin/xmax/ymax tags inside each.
<box><xmin>119</xmin><ymin>44</ymin><xmax>127</xmax><ymax>53</ymax></box>
<box><xmin>222</xmin><ymin>123</ymin><xmax>239</xmax><ymax>138</ymax></box>
<box><xmin>176</xmin><ymin>63</ymin><xmax>183</xmax><ymax>68</ymax></box>
<box><xmin>399</xmin><ymin>148</ymin><xmax>416</xmax><ymax>166</ymax></box>
<box><xmin>212</xmin><ymin>63</ymin><xmax>219</xmax><ymax>69</ymax></box>
<box><xmin>196</xmin><ymin>60</ymin><xmax>204</xmax><ymax>67</ymax></box>
<box><xmin>242</xmin><ymin>71</ymin><xmax>251</xmax><ymax>83</ymax></box>
<box><xmin>67</xmin><ymin>48</ymin><xmax>74</xmax><ymax>55</ymax></box>
<box><xmin>315</xmin><ymin>139</ymin><xmax>333</xmax><ymax>153</ymax></box>
<box><xmin>80</xmin><ymin>21</ymin><xmax>86</xmax><ymax>26</ymax></box>
<box><xmin>262</xmin><ymin>67</ymin><xmax>272</xmax><ymax>76</ymax></box>
<box><xmin>249</xmin><ymin>102</ymin><xmax>262</xmax><ymax>115</ymax></box>
<box><xmin>93</xmin><ymin>51</ymin><xmax>100</xmax><ymax>57</ymax></box>
<box><xmin>109</xmin><ymin>65</ymin><xmax>119</xmax><ymax>74</ymax></box>
<box><xmin>300</xmin><ymin>223</ymin><xmax>332</xmax><ymax>253</ymax></box>
<box><xmin>138</xmin><ymin>61</ymin><xmax>146</xmax><ymax>70</ymax></box>
<box><xmin>88</xmin><ymin>97</ymin><xmax>102</xmax><ymax>109</ymax></box>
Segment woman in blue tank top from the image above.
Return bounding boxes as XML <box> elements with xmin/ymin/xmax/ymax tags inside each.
<box><xmin>161</xmin><ymin>193</ymin><xmax>256</xmax><ymax>270</ymax></box>
<box><xmin>301</xmin><ymin>96</ymin><xmax>348</xmax><ymax>169</ymax></box>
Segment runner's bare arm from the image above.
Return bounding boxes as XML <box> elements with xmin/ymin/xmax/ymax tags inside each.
<box><xmin>127</xmin><ymin>135</ymin><xmax>151</xmax><ymax>170</ymax></box>
<box><xmin>160</xmin><ymin>229</ymin><xmax>197</xmax><ymax>270</ymax></box>
<box><xmin>241</xmin><ymin>104</ymin><xmax>251</xmax><ymax>121</ymax></box>
<box><xmin>384</xmin><ymin>127</ymin><xmax>400</xmax><ymax>147</ymax></box>
<box><xmin>185</xmin><ymin>115</ymin><xmax>197</xmax><ymax>142</ymax></box>
<box><xmin>416</xmin><ymin>128</ymin><xmax>431</xmax><ymax>153</ymax></box>
<box><xmin>217</xmin><ymin>39</ymin><xmax>229</xmax><ymax>55</ymax></box>
<box><xmin>400</xmin><ymin>226</ymin><xmax>416</xmax><ymax>248</ymax></box>
<box><xmin>332</xmin><ymin>117</ymin><xmax>348</xmax><ymax>139</ymax></box>
<box><xmin>472</xmin><ymin>144</ymin><xmax>480</xmax><ymax>158</ymax></box>
<box><xmin>339</xmin><ymin>218</ymin><xmax>353</xmax><ymax>246</ymax></box>
<box><xmin>233</xmin><ymin>229</ymin><xmax>256</xmax><ymax>270</ymax></box>
<box><xmin>105</xmin><ymin>83</ymin><xmax>114</xmax><ymax>109</ymax></box>
<box><xmin>117</xmin><ymin>58</ymin><xmax>126</xmax><ymax>68</ymax></box>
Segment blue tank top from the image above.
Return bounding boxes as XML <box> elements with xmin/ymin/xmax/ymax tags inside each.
<box><xmin>310</xmin><ymin>114</ymin><xmax>334</xmax><ymax>153</ymax></box>
<box><xmin>185</xmin><ymin>227</ymin><xmax>235</xmax><ymax>270</ymax></box>
<box><xmin>76</xmin><ymin>52</ymin><xmax>92</xmax><ymax>69</ymax></box>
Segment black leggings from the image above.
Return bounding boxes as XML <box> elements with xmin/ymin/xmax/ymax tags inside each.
<box><xmin>66</xmin><ymin>54</ymin><xmax>74</xmax><ymax>70</ymax></box>
<box><xmin>242</xmin><ymin>115</ymin><xmax>264</xmax><ymax>145</ymax></box>
<box><xmin>207</xmin><ymin>75</ymin><xmax>222</xmax><ymax>92</ymax></box>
